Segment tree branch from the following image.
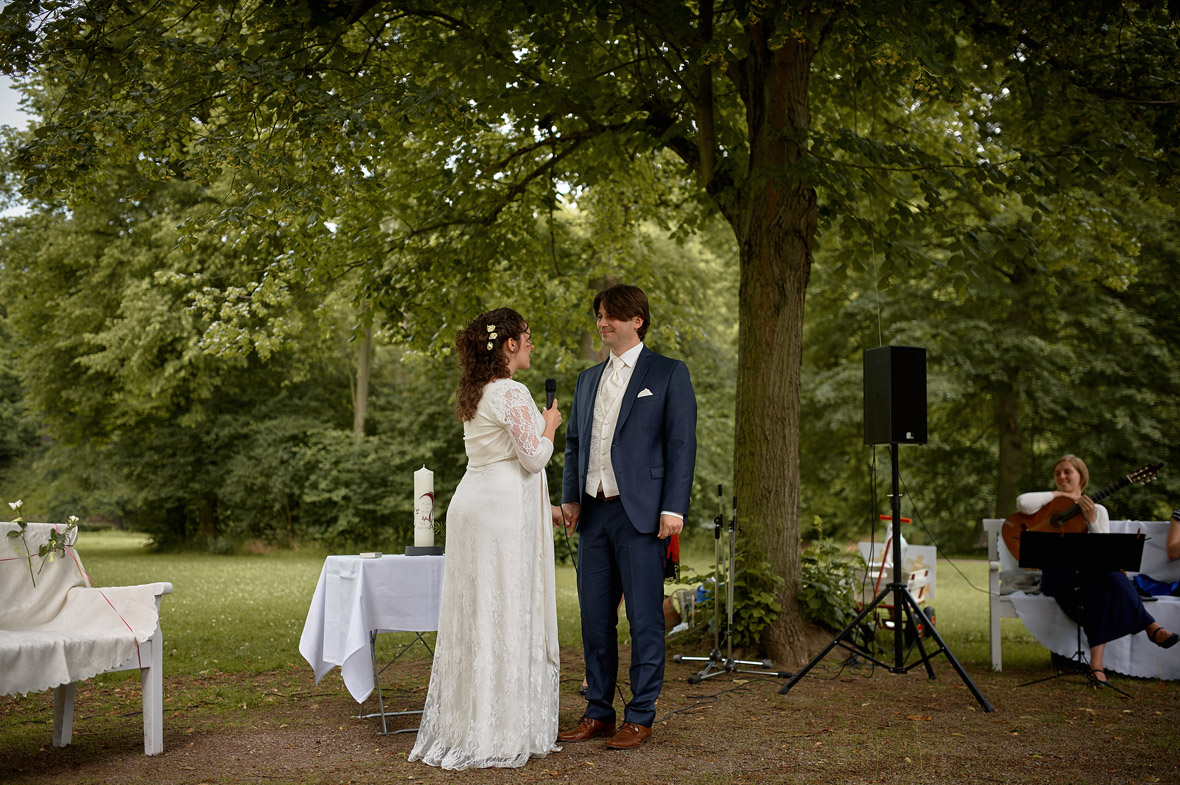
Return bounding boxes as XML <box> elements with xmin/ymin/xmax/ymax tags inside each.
<box><xmin>406</xmin><ymin>134</ymin><xmax>595</xmax><ymax>236</ymax></box>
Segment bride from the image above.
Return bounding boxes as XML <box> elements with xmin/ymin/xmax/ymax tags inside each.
<box><xmin>409</xmin><ymin>307</ymin><xmax>564</xmax><ymax>769</ymax></box>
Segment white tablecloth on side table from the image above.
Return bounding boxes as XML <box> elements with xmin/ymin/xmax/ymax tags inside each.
<box><xmin>299</xmin><ymin>554</ymin><xmax>444</xmax><ymax>702</ymax></box>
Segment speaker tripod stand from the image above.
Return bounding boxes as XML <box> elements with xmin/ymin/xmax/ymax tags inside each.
<box><xmin>779</xmin><ymin>444</ymin><xmax>994</xmax><ymax>712</ymax></box>
<box><xmin>673</xmin><ymin>486</ymin><xmax>791</xmax><ymax>683</ymax></box>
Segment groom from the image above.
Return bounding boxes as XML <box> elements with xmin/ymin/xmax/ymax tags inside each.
<box><xmin>557</xmin><ymin>284</ymin><xmax>696</xmax><ymax>750</ymax></box>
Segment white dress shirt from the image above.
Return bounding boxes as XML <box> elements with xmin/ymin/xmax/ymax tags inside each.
<box><xmin>582</xmin><ymin>342</ymin><xmax>683</xmax><ymax>522</ymax></box>
<box><xmin>585</xmin><ymin>342</ymin><xmax>643</xmax><ymax>498</ymax></box>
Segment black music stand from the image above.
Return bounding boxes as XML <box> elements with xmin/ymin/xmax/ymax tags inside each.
<box><xmin>1017</xmin><ymin>530</ymin><xmax>1145</xmax><ymax>696</ymax></box>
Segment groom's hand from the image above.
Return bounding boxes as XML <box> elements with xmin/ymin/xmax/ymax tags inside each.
<box><xmin>658</xmin><ymin>514</ymin><xmax>683</xmax><ymax>540</ymax></box>
<box><xmin>561</xmin><ymin>502</ymin><xmax>581</xmax><ymax>533</ymax></box>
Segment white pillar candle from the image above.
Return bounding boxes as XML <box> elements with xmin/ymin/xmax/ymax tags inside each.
<box><xmin>413</xmin><ymin>465</ymin><xmax>435</xmax><ymax>547</ymax></box>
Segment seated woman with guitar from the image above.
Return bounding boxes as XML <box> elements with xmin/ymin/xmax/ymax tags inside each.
<box><xmin>1014</xmin><ymin>454</ymin><xmax>1178</xmax><ymax>685</ymax></box>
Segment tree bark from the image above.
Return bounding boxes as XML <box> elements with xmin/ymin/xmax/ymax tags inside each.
<box><xmin>353</xmin><ymin>324</ymin><xmax>373</xmax><ymax>442</ymax></box>
<box><xmin>991</xmin><ymin>282</ymin><xmax>1031</xmax><ymax>531</ymax></box>
<box><xmin>993</xmin><ymin>385</ymin><xmax>1023</xmax><ymax>519</ymax></box>
<box><xmin>197</xmin><ymin>493</ymin><xmax>218</xmax><ymax>539</ymax></box>
<box><xmin>728</xmin><ymin>33</ymin><xmax>817</xmax><ymax>664</ymax></box>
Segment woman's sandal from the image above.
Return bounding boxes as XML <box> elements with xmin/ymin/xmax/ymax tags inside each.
<box><xmin>1090</xmin><ymin>668</ymin><xmax>1109</xmax><ymax>686</ymax></box>
<box><xmin>1149</xmin><ymin>627</ymin><xmax>1180</xmax><ymax>649</ymax></box>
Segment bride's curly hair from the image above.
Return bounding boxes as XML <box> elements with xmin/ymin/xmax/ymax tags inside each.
<box><xmin>455</xmin><ymin>307</ymin><xmax>528</xmax><ymax>422</ymax></box>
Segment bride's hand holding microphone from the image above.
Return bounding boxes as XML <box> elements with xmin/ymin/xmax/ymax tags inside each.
<box><xmin>542</xmin><ymin>378</ymin><xmax>565</xmax><ymax>528</ymax></box>
<box><xmin>541</xmin><ymin>377</ymin><xmax>578</xmax><ymax>534</ymax></box>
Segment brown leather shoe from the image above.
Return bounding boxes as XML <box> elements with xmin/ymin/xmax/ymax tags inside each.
<box><xmin>605</xmin><ymin>722</ymin><xmax>652</xmax><ymax>750</ymax></box>
<box><xmin>556</xmin><ymin>716</ymin><xmax>616</xmax><ymax>743</ymax></box>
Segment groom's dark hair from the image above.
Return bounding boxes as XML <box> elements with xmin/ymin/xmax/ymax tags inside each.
<box><xmin>594</xmin><ymin>284</ymin><xmax>650</xmax><ymax>341</ymax></box>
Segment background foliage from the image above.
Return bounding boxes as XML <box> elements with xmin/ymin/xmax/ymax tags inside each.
<box><xmin>0</xmin><ymin>4</ymin><xmax>1177</xmax><ymax>657</ymax></box>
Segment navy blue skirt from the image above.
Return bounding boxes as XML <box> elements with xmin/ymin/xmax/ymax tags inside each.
<box><xmin>1042</xmin><ymin>569</ymin><xmax>1155</xmax><ymax>647</ymax></box>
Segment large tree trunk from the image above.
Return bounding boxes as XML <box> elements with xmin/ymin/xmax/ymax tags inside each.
<box><xmin>729</xmin><ymin>33</ymin><xmax>817</xmax><ymax>664</ymax></box>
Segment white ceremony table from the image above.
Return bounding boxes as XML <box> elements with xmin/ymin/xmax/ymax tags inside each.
<box><xmin>299</xmin><ymin>554</ymin><xmax>445</xmax><ymax>719</ymax></box>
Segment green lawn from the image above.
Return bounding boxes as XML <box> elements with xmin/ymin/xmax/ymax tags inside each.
<box><xmin>72</xmin><ymin>530</ymin><xmax>1050</xmax><ymax>676</ymax></box>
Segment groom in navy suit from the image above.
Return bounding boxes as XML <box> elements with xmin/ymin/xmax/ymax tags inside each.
<box><xmin>557</xmin><ymin>284</ymin><xmax>696</xmax><ymax>750</ymax></box>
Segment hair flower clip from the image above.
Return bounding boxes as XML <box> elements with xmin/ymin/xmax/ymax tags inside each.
<box><xmin>486</xmin><ymin>324</ymin><xmax>496</xmax><ymax>333</ymax></box>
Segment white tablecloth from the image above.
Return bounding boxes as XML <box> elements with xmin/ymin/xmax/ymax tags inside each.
<box><xmin>1008</xmin><ymin>520</ymin><xmax>1180</xmax><ymax>680</ymax></box>
<box><xmin>298</xmin><ymin>554</ymin><xmax>444</xmax><ymax>702</ymax></box>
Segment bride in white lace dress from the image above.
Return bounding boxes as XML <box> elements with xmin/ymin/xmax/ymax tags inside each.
<box><xmin>409</xmin><ymin>308</ymin><xmax>564</xmax><ymax>770</ymax></box>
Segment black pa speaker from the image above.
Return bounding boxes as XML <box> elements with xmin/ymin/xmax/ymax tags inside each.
<box><xmin>863</xmin><ymin>346</ymin><xmax>927</xmax><ymax>445</ymax></box>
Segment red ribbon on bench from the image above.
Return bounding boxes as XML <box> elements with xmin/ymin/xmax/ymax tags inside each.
<box><xmin>55</xmin><ymin>525</ymin><xmax>144</xmax><ymax>669</ymax></box>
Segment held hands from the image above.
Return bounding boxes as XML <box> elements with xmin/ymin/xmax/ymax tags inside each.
<box><xmin>550</xmin><ymin>505</ymin><xmax>564</xmax><ymax>528</ymax></box>
<box><xmin>658</xmin><ymin>513</ymin><xmax>683</xmax><ymax>540</ymax></box>
<box><xmin>560</xmin><ymin>502</ymin><xmax>580</xmax><ymax>533</ymax></box>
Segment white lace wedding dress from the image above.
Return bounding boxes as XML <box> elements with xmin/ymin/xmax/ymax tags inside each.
<box><xmin>408</xmin><ymin>378</ymin><xmax>561</xmax><ymax>769</ymax></box>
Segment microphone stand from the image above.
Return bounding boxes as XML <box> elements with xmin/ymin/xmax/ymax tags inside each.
<box><xmin>673</xmin><ymin>485</ymin><xmax>790</xmax><ymax>682</ymax></box>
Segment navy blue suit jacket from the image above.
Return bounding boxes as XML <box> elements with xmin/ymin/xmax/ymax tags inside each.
<box><xmin>562</xmin><ymin>346</ymin><xmax>697</xmax><ymax>533</ymax></box>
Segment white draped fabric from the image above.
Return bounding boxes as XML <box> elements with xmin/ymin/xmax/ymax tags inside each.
<box><xmin>1004</xmin><ymin>520</ymin><xmax>1180</xmax><ymax>680</ymax></box>
<box><xmin>298</xmin><ymin>554</ymin><xmax>445</xmax><ymax>702</ymax></box>
<box><xmin>1</xmin><ymin>522</ymin><xmax>161</xmax><ymax>696</ymax></box>
<box><xmin>409</xmin><ymin>378</ymin><xmax>560</xmax><ymax>770</ymax></box>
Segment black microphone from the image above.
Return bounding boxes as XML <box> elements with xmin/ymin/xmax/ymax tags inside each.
<box><xmin>545</xmin><ymin>378</ymin><xmax>556</xmax><ymax>410</ymax></box>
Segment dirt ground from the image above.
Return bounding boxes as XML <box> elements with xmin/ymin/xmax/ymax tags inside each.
<box><xmin>3</xmin><ymin>639</ymin><xmax>1179</xmax><ymax>785</ymax></box>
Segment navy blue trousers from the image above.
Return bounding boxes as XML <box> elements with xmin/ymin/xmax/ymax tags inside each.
<box><xmin>577</xmin><ymin>494</ymin><xmax>666</xmax><ymax>727</ymax></box>
<box><xmin>1043</xmin><ymin>569</ymin><xmax>1155</xmax><ymax>647</ymax></box>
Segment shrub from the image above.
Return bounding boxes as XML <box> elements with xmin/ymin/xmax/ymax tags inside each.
<box><xmin>799</xmin><ymin>536</ymin><xmax>862</xmax><ymax>632</ymax></box>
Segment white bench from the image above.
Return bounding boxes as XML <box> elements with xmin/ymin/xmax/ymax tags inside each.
<box><xmin>1</xmin><ymin>522</ymin><xmax>173</xmax><ymax>754</ymax></box>
<box><xmin>984</xmin><ymin>518</ymin><xmax>1180</xmax><ymax>679</ymax></box>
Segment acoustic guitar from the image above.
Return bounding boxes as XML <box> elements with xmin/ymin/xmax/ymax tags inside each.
<box><xmin>1001</xmin><ymin>463</ymin><xmax>1163</xmax><ymax>561</ymax></box>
